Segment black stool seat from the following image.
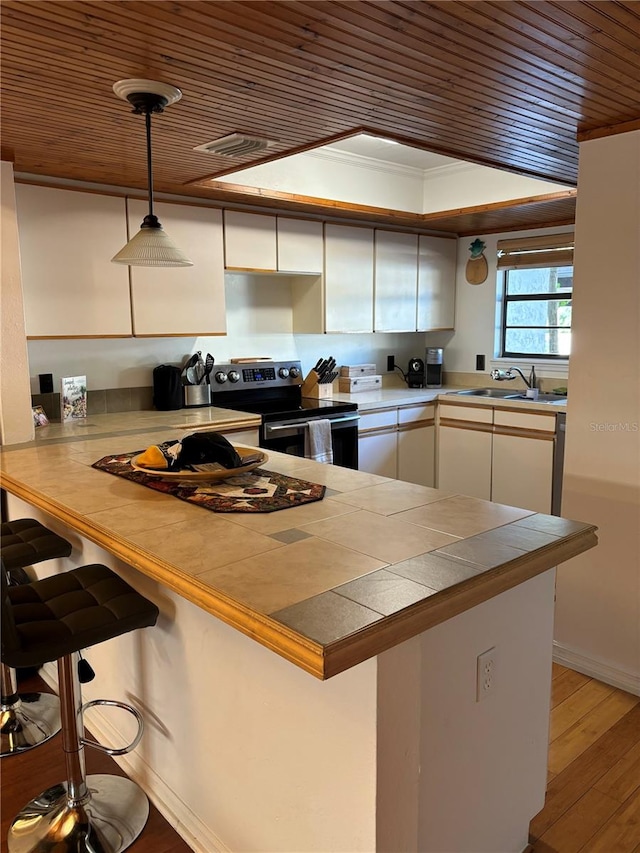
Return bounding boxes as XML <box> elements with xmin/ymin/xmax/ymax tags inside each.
<box><xmin>1</xmin><ymin>518</ymin><xmax>72</xmax><ymax>575</ymax></box>
<box><xmin>3</xmin><ymin>564</ymin><xmax>159</xmax><ymax>669</ymax></box>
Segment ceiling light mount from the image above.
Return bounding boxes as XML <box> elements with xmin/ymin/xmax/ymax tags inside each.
<box><xmin>111</xmin><ymin>79</ymin><xmax>192</xmax><ymax>267</ymax></box>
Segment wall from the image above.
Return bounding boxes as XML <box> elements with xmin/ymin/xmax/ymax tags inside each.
<box><xmin>422</xmin><ymin>162</ymin><xmax>568</xmax><ymax>213</ymax></box>
<box><xmin>430</xmin><ymin>224</ymin><xmax>574</xmax><ymax>387</ymax></box>
<box><xmin>217</xmin><ymin>147</ymin><xmax>426</xmax><ymax>212</ymax></box>
<box><xmin>556</xmin><ymin>130</ymin><xmax>640</xmax><ymax>695</ymax></box>
<box><xmin>0</xmin><ymin>161</ymin><xmax>35</xmax><ymax>444</ymax></box>
<box><xmin>215</xmin><ymin>145</ymin><xmax>571</xmax><ymax>214</ymax></box>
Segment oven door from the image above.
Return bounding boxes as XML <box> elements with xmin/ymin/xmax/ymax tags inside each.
<box><xmin>262</xmin><ymin>413</ymin><xmax>359</xmax><ymax>469</ymax></box>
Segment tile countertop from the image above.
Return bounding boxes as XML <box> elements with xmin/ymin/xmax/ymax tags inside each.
<box><xmin>2</xmin><ymin>412</ymin><xmax>595</xmax><ymax>680</ymax></box>
<box><xmin>327</xmin><ymin>385</ymin><xmax>568</xmax><ymax>413</ymax></box>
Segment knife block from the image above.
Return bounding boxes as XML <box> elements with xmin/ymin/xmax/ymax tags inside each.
<box><xmin>301</xmin><ymin>371</ymin><xmax>334</xmax><ymax>399</ymax></box>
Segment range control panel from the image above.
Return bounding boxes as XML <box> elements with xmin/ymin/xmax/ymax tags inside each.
<box><xmin>209</xmin><ymin>360</ymin><xmax>303</xmax><ymax>391</ymax></box>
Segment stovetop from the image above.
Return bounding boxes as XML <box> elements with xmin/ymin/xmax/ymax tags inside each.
<box><xmin>209</xmin><ymin>360</ymin><xmax>357</xmax><ymax>421</ymax></box>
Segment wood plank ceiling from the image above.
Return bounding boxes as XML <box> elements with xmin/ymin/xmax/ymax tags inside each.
<box><xmin>2</xmin><ymin>0</ymin><xmax>639</xmax><ymax>235</ymax></box>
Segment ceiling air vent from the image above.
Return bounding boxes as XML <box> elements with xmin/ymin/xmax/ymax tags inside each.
<box><xmin>193</xmin><ymin>133</ymin><xmax>274</xmax><ymax>157</ymax></box>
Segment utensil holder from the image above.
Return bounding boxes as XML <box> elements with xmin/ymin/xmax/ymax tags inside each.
<box><xmin>184</xmin><ymin>384</ymin><xmax>211</xmax><ymax>408</ymax></box>
<box><xmin>301</xmin><ymin>372</ymin><xmax>334</xmax><ymax>399</ymax></box>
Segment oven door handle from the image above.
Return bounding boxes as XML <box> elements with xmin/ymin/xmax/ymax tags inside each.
<box><xmin>265</xmin><ymin>414</ymin><xmax>360</xmax><ymax>434</ymax></box>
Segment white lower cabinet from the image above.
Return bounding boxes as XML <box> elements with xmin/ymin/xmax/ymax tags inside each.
<box><xmin>437</xmin><ymin>402</ymin><xmax>558</xmax><ymax>511</ymax></box>
<box><xmin>358</xmin><ymin>409</ymin><xmax>398</xmax><ymax>478</ymax></box>
<box><xmin>397</xmin><ymin>404</ymin><xmax>436</xmax><ymax>487</ymax></box>
<box><xmin>438</xmin><ymin>424</ymin><xmax>493</xmax><ymax>499</ymax></box>
<box><xmin>358</xmin><ymin>429</ymin><xmax>398</xmax><ymax>479</ymax></box>
<box><xmin>491</xmin><ymin>408</ymin><xmax>556</xmax><ymax>513</ymax></box>
<box><xmin>491</xmin><ymin>432</ymin><xmax>554</xmax><ymax>514</ymax></box>
<box><xmin>358</xmin><ymin>404</ymin><xmax>436</xmax><ymax>486</ymax></box>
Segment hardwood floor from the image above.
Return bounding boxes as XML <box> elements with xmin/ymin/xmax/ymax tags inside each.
<box><xmin>2</xmin><ymin>666</ymin><xmax>639</xmax><ymax>852</ymax></box>
<box><xmin>530</xmin><ymin>663</ymin><xmax>640</xmax><ymax>853</ymax></box>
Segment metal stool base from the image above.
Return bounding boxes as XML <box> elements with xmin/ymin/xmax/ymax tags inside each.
<box><xmin>1</xmin><ymin>691</ymin><xmax>61</xmax><ymax>756</ymax></box>
<box><xmin>8</xmin><ymin>773</ymin><xmax>150</xmax><ymax>853</ymax></box>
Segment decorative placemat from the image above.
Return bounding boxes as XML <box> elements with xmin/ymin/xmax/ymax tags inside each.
<box><xmin>92</xmin><ymin>452</ymin><xmax>326</xmax><ymax>513</ymax></box>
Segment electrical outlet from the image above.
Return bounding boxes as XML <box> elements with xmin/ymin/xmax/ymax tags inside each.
<box><xmin>476</xmin><ymin>354</ymin><xmax>485</xmax><ymax>371</ymax></box>
<box><xmin>387</xmin><ymin>355</ymin><xmax>395</xmax><ymax>372</ymax></box>
<box><xmin>476</xmin><ymin>647</ymin><xmax>497</xmax><ymax>701</ymax></box>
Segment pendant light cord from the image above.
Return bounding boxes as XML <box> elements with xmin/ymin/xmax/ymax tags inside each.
<box><xmin>145</xmin><ymin>109</ymin><xmax>155</xmax><ymax>220</ymax></box>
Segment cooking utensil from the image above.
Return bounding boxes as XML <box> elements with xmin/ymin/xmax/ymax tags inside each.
<box><xmin>203</xmin><ymin>353</ymin><xmax>215</xmax><ymax>384</ymax></box>
<box><xmin>181</xmin><ymin>352</ymin><xmax>200</xmax><ymax>385</ymax></box>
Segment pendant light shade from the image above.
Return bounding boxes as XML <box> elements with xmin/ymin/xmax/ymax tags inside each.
<box><xmin>112</xmin><ymin>79</ymin><xmax>193</xmax><ymax>267</ymax></box>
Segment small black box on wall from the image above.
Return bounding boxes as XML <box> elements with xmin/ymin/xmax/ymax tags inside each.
<box><xmin>39</xmin><ymin>373</ymin><xmax>54</xmax><ymax>394</ymax></box>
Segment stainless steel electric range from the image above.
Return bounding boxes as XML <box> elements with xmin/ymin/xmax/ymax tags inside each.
<box><xmin>209</xmin><ymin>360</ymin><xmax>359</xmax><ymax>469</ymax></box>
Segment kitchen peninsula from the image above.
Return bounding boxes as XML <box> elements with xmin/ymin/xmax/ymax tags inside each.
<box><xmin>1</xmin><ymin>410</ymin><xmax>596</xmax><ymax>853</ymax></box>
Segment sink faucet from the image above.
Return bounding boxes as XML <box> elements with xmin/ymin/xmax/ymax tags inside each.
<box><xmin>490</xmin><ymin>366</ymin><xmax>534</xmax><ymax>389</ymax></box>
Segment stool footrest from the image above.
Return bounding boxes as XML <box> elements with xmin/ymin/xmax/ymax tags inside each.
<box><xmin>80</xmin><ymin>699</ymin><xmax>144</xmax><ymax>756</ymax></box>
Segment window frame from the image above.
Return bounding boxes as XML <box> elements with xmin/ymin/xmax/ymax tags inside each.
<box><xmin>500</xmin><ymin>269</ymin><xmax>573</xmax><ymax>360</ymax></box>
<box><xmin>497</xmin><ymin>232</ymin><xmax>574</xmax><ymax>362</ymax></box>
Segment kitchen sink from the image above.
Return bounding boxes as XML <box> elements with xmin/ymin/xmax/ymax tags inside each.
<box><xmin>453</xmin><ymin>389</ymin><xmax>568</xmax><ymax>403</ymax></box>
<box><xmin>506</xmin><ymin>393</ymin><xmax>567</xmax><ymax>403</ymax></box>
<box><xmin>453</xmin><ymin>388</ymin><xmax>520</xmax><ymax>398</ymax></box>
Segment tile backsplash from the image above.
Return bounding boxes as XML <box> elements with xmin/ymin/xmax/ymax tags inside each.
<box><xmin>32</xmin><ymin>386</ymin><xmax>154</xmax><ymax>421</ymax></box>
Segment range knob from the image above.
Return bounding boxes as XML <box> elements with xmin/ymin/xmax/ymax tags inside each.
<box><xmin>278</xmin><ymin>367</ymin><xmax>290</xmax><ymax>379</ymax></box>
<box><xmin>289</xmin><ymin>366</ymin><xmax>300</xmax><ymax>378</ymax></box>
<box><xmin>228</xmin><ymin>370</ymin><xmax>240</xmax><ymax>383</ymax></box>
<box><xmin>214</xmin><ymin>371</ymin><xmax>228</xmax><ymax>384</ymax></box>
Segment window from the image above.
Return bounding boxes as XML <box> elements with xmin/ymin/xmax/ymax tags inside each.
<box><xmin>498</xmin><ymin>233</ymin><xmax>574</xmax><ymax>359</ymax></box>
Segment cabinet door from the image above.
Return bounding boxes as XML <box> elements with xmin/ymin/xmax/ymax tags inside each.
<box><xmin>417</xmin><ymin>234</ymin><xmax>457</xmax><ymax>331</ymax></box>
<box><xmin>128</xmin><ymin>200</ymin><xmax>226</xmax><ymax>336</ymax></box>
<box><xmin>491</xmin><ymin>433</ymin><xmax>554</xmax><ymax>513</ymax></box>
<box><xmin>277</xmin><ymin>217</ymin><xmax>323</xmax><ymax>273</ymax></box>
<box><xmin>398</xmin><ymin>424</ymin><xmax>435</xmax><ymax>487</ymax></box>
<box><xmin>358</xmin><ymin>430</ymin><xmax>398</xmax><ymax>479</ymax></box>
<box><xmin>324</xmin><ymin>224</ymin><xmax>374</xmax><ymax>332</ymax></box>
<box><xmin>437</xmin><ymin>425</ymin><xmax>492</xmax><ymax>499</ymax></box>
<box><xmin>16</xmin><ymin>185</ymin><xmax>132</xmax><ymax>337</ymax></box>
<box><xmin>374</xmin><ymin>230</ymin><xmax>418</xmax><ymax>331</ymax></box>
<box><xmin>224</xmin><ymin>211</ymin><xmax>277</xmax><ymax>271</ymax></box>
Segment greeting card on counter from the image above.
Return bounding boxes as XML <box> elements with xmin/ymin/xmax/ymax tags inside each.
<box><xmin>61</xmin><ymin>375</ymin><xmax>87</xmax><ymax>421</ymax></box>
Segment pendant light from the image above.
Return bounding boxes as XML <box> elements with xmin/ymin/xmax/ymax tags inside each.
<box><xmin>111</xmin><ymin>79</ymin><xmax>193</xmax><ymax>267</ymax></box>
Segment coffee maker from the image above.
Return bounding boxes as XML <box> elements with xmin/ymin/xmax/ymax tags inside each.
<box><xmin>426</xmin><ymin>348</ymin><xmax>444</xmax><ymax>388</ymax></box>
<box><xmin>407</xmin><ymin>357</ymin><xmax>425</xmax><ymax>388</ymax></box>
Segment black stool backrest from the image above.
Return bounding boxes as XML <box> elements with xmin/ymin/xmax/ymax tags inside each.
<box><xmin>1</xmin><ymin>558</ymin><xmax>21</xmax><ymax>661</ymax></box>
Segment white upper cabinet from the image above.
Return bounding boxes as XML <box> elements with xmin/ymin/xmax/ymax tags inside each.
<box><xmin>324</xmin><ymin>223</ymin><xmax>374</xmax><ymax>333</ymax></box>
<box><xmin>277</xmin><ymin>217</ymin><xmax>323</xmax><ymax>273</ymax></box>
<box><xmin>128</xmin><ymin>200</ymin><xmax>226</xmax><ymax>337</ymax></box>
<box><xmin>374</xmin><ymin>230</ymin><xmax>419</xmax><ymax>332</ymax></box>
<box><xmin>16</xmin><ymin>184</ymin><xmax>132</xmax><ymax>338</ymax></box>
<box><xmin>224</xmin><ymin>210</ymin><xmax>277</xmax><ymax>271</ymax></box>
<box><xmin>417</xmin><ymin>235</ymin><xmax>457</xmax><ymax>330</ymax></box>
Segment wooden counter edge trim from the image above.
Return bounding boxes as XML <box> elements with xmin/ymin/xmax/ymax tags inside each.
<box><xmin>0</xmin><ymin>474</ymin><xmax>598</xmax><ymax>682</ymax></box>
<box><xmin>322</xmin><ymin>529</ymin><xmax>598</xmax><ymax>679</ymax></box>
<box><xmin>0</xmin><ymin>474</ymin><xmax>327</xmax><ymax>679</ymax></box>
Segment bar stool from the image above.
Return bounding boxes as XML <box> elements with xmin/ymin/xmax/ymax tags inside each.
<box><xmin>1</xmin><ymin>518</ymin><xmax>72</xmax><ymax>756</ymax></box>
<box><xmin>2</xmin><ymin>561</ymin><xmax>159</xmax><ymax>853</ymax></box>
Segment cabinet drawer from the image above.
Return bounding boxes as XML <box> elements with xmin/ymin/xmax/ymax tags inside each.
<box><xmin>359</xmin><ymin>408</ymin><xmax>398</xmax><ymax>432</ymax></box>
<box><xmin>438</xmin><ymin>403</ymin><xmax>493</xmax><ymax>425</ymax></box>
<box><xmin>398</xmin><ymin>403</ymin><xmax>435</xmax><ymax>425</ymax></box>
<box><xmin>494</xmin><ymin>408</ymin><xmax>556</xmax><ymax>433</ymax></box>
